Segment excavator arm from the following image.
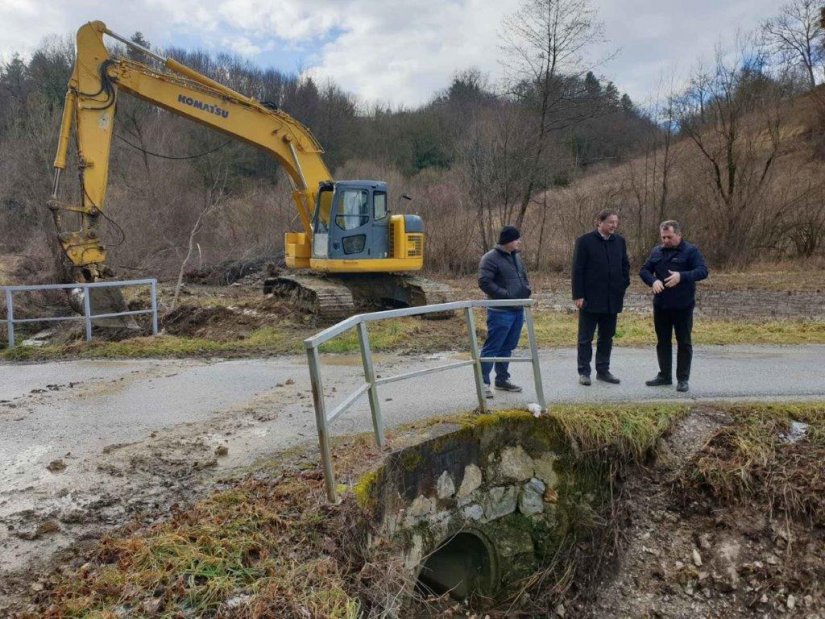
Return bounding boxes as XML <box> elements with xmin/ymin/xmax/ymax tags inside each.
<box><xmin>50</xmin><ymin>20</ymin><xmax>332</xmax><ymax>280</ymax></box>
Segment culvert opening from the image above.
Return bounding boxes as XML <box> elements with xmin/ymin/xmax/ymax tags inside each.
<box><xmin>416</xmin><ymin>531</ymin><xmax>496</xmax><ymax>601</ymax></box>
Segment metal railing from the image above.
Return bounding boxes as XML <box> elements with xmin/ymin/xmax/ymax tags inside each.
<box><xmin>304</xmin><ymin>298</ymin><xmax>546</xmax><ymax>502</ymax></box>
<box><xmin>2</xmin><ymin>279</ymin><xmax>159</xmax><ymax>348</ymax></box>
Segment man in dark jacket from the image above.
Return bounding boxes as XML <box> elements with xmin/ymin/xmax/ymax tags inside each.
<box><xmin>571</xmin><ymin>210</ymin><xmax>630</xmax><ymax>385</ymax></box>
<box><xmin>478</xmin><ymin>225</ymin><xmax>532</xmax><ymax>398</ymax></box>
<box><xmin>639</xmin><ymin>220</ymin><xmax>708</xmax><ymax>392</ymax></box>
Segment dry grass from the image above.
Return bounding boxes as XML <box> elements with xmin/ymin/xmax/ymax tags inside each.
<box><xmin>680</xmin><ymin>402</ymin><xmax>825</xmax><ymax>523</ymax></box>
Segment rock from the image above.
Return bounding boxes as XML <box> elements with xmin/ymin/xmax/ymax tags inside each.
<box><xmin>215</xmin><ymin>445</ymin><xmax>229</xmax><ymax>457</ymax></box>
<box><xmin>46</xmin><ymin>459</ymin><xmax>66</xmax><ymax>473</ymax></box>
<box><xmin>498</xmin><ymin>445</ymin><xmax>534</xmax><ymax>481</ymax></box>
<box><xmin>533</xmin><ymin>453</ymin><xmax>559</xmax><ymax>488</ymax></box>
<box><xmin>436</xmin><ymin>471</ymin><xmax>455</xmax><ymax>499</ymax></box>
<box><xmin>462</xmin><ymin>504</ymin><xmax>484</xmax><ymax>521</ymax></box>
<box><xmin>483</xmin><ymin>486</ymin><xmax>518</xmax><ymax>520</ymax></box>
<box><xmin>404</xmin><ymin>534</ymin><xmax>424</xmax><ymax>571</ymax></box>
<box><xmin>692</xmin><ymin>548</ymin><xmax>703</xmax><ymax>567</ymax></box>
<box><xmin>285</xmin><ymin>378</ymin><xmax>295</xmax><ymax>385</ymax></box>
<box><xmin>457</xmin><ymin>464</ymin><xmax>482</xmax><ymax>497</ymax></box>
<box><xmin>787</xmin><ymin>595</ymin><xmax>795</xmax><ymax>610</ymax></box>
<box><xmin>713</xmin><ymin>539</ymin><xmax>741</xmax><ymax>591</ymax></box>
<box><xmin>142</xmin><ymin>599</ymin><xmax>162</xmax><ymax>614</ymax></box>
<box><xmin>407</xmin><ymin>495</ymin><xmax>435</xmax><ymax>519</ymax></box>
<box><xmin>519</xmin><ymin>478</ymin><xmax>546</xmax><ymax>515</ymax></box>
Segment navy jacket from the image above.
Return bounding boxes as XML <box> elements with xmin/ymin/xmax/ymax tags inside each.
<box><xmin>478</xmin><ymin>246</ymin><xmax>531</xmax><ymax>310</ymax></box>
<box><xmin>639</xmin><ymin>241</ymin><xmax>708</xmax><ymax>310</ymax></box>
<box><xmin>571</xmin><ymin>230</ymin><xmax>630</xmax><ymax>314</ymax></box>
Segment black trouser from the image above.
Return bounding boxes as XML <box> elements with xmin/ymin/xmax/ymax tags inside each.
<box><xmin>577</xmin><ymin>310</ymin><xmax>617</xmax><ymax>376</ymax></box>
<box><xmin>653</xmin><ymin>306</ymin><xmax>693</xmax><ymax>381</ymax></box>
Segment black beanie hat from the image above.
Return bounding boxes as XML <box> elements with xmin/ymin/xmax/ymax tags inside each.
<box><xmin>498</xmin><ymin>225</ymin><xmax>521</xmax><ymax>245</ymax></box>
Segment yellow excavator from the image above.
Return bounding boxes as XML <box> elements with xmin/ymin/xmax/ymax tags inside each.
<box><xmin>49</xmin><ymin>21</ymin><xmax>450</xmax><ymax>321</ymax></box>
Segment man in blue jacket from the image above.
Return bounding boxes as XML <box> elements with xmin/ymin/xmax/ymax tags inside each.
<box><xmin>478</xmin><ymin>225</ymin><xmax>532</xmax><ymax>398</ymax></box>
<box><xmin>572</xmin><ymin>210</ymin><xmax>630</xmax><ymax>385</ymax></box>
<box><xmin>639</xmin><ymin>220</ymin><xmax>708</xmax><ymax>392</ymax></box>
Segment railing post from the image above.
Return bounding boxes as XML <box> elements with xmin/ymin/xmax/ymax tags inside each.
<box><xmin>5</xmin><ymin>288</ymin><xmax>14</xmax><ymax>349</ymax></box>
<box><xmin>307</xmin><ymin>345</ymin><xmax>338</xmax><ymax>503</ymax></box>
<box><xmin>465</xmin><ymin>306</ymin><xmax>486</xmax><ymax>413</ymax></box>
<box><xmin>357</xmin><ymin>321</ymin><xmax>384</xmax><ymax>448</ymax></box>
<box><xmin>524</xmin><ymin>307</ymin><xmax>547</xmax><ymax>412</ymax></box>
<box><xmin>150</xmin><ymin>279</ymin><xmax>159</xmax><ymax>336</ymax></box>
<box><xmin>82</xmin><ymin>285</ymin><xmax>93</xmax><ymax>342</ymax></box>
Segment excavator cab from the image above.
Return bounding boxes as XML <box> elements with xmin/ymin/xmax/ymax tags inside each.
<box><xmin>311</xmin><ymin>181</ymin><xmax>390</xmax><ymax>261</ymax></box>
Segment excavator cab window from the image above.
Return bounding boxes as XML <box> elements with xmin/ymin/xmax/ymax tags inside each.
<box><xmin>336</xmin><ymin>189</ymin><xmax>370</xmax><ymax>231</ymax></box>
<box><xmin>314</xmin><ymin>185</ymin><xmax>334</xmax><ymax>233</ymax></box>
<box><xmin>374</xmin><ymin>191</ymin><xmax>388</xmax><ymax>220</ymax></box>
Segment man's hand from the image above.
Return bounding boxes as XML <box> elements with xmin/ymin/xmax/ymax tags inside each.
<box><xmin>574</xmin><ymin>298</ymin><xmax>585</xmax><ymax>309</ymax></box>
<box><xmin>652</xmin><ymin>280</ymin><xmax>665</xmax><ymax>294</ymax></box>
<box><xmin>664</xmin><ymin>270</ymin><xmax>681</xmax><ymax>288</ymax></box>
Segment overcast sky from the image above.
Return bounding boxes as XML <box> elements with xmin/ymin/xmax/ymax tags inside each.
<box><xmin>0</xmin><ymin>0</ymin><xmax>787</xmax><ymax>109</ymax></box>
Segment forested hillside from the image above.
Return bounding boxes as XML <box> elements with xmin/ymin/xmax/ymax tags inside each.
<box><xmin>1</xmin><ymin>0</ymin><xmax>823</xmax><ymax>284</ymax></box>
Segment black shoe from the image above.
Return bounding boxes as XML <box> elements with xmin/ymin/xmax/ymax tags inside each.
<box><xmin>578</xmin><ymin>374</ymin><xmax>591</xmax><ymax>386</ymax></box>
<box><xmin>596</xmin><ymin>371</ymin><xmax>620</xmax><ymax>384</ymax></box>
<box><xmin>495</xmin><ymin>380</ymin><xmax>523</xmax><ymax>393</ymax></box>
<box><xmin>676</xmin><ymin>380</ymin><xmax>689</xmax><ymax>392</ymax></box>
<box><xmin>645</xmin><ymin>375</ymin><xmax>673</xmax><ymax>387</ymax></box>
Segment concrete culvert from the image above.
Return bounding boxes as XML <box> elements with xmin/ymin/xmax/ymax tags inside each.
<box><xmin>416</xmin><ymin>530</ymin><xmax>497</xmax><ymax>600</ymax></box>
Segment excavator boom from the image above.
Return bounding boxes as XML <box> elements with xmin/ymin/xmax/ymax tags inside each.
<box><xmin>50</xmin><ymin>21</ymin><xmax>444</xmax><ymax>323</ymax></box>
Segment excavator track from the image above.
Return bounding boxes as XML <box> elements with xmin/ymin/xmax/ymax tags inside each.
<box><xmin>264</xmin><ymin>272</ymin><xmax>455</xmax><ymax>322</ymax></box>
<box><xmin>264</xmin><ymin>274</ymin><xmax>355</xmax><ymax>323</ymax></box>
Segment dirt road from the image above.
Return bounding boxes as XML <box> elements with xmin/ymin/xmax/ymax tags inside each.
<box><xmin>1</xmin><ymin>345</ymin><xmax>824</xmax><ymax>610</ymax></box>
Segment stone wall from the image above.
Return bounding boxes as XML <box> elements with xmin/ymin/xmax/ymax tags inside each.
<box><xmin>359</xmin><ymin>414</ymin><xmax>611</xmax><ymax>595</ymax></box>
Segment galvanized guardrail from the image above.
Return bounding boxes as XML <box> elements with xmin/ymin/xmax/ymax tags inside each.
<box><xmin>304</xmin><ymin>298</ymin><xmax>546</xmax><ymax>502</ymax></box>
<box><xmin>2</xmin><ymin>279</ymin><xmax>158</xmax><ymax>348</ymax></box>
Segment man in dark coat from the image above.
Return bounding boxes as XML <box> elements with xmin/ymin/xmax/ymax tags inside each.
<box><xmin>639</xmin><ymin>220</ymin><xmax>708</xmax><ymax>392</ymax></box>
<box><xmin>571</xmin><ymin>210</ymin><xmax>630</xmax><ymax>385</ymax></box>
<box><xmin>478</xmin><ymin>225</ymin><xmax>532</xmax><ymax>398</ymax></box>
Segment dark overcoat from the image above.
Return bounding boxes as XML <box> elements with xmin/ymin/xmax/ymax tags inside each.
<box><xmin>571</xmin><ymin>230</ymin><xmax>630</xmax><ymax>314</ymax></box>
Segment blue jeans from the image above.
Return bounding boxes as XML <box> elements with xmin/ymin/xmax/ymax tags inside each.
<box><xmin>480</xmin><ymin>309</ymin><xmax>524</xmax><ymax>385</ymax></box>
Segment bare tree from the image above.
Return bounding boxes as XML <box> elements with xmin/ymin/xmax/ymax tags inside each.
<box><xmin>762</xmin><ymin>0</ymin><xmax>824</xmax><ymax>89</ymax></box>
<box><xmin>456</xmin><ymin>102</ymin><xmax>535</xmax><ymax>251</ymax></box>
<box><xmin>623</xmin><ymin>85</ymin><xmax>678</xmax><ymax>259</ymax></box>
<box><xmin>171</xmin><ymin>171</ymin><xmax>228</xmax><ymax>310</ymax></box>
<box><xmin>677</xmin><ymin>42</ymin><xmax>785</xmax><ymax>265</ymax></box>
<box><xmin>500</xmin><ymin>0</ymin><xmax>606</xmax><ymax>229</ymax></box>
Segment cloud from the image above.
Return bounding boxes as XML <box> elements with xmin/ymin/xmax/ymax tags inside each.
<box><xmin>0</xmin><ymin>0</ymin><xmax>791</xmax><ymax>109</ymax></box>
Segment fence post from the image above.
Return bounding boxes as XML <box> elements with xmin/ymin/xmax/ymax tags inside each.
<box><xmin>524</xmin><ymin>307</ymin><xmax>547</xmax><ymax>412</ymax></box>
<box><xmin>5</xmin><ymin>289</ymin><xmax>14</xmax><ymax>348</ymax></box>
<box><xmin>465</xmin><ymin>306</ymin><xmax>486</xmax><ymax>413</ymax></box>
<box><xmin>307</xmin><ymin>344</ymin><xmax>338</xmax><ymax>503</ymax></box>
<box><xmin>150</xmin><ymin>279</ymin><xmax>159</xmax><ymax>336</ymax></box>
<box><xmin>357</xmin><ymin>321</ymin><xmax>384</xmax><ymax>448</ymax></box>
<box><xmin>82</xmin><ymin>285</ymin><xmax>92</xmax><ymax>341</ymax></box>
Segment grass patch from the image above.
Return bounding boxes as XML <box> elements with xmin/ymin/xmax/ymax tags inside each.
<box><xmin>528</xmin><ymin>311</ymin><xmax>825</xmax><ymax>347</ymax></box>
<box><xmin>549</xmin><ymin>402</ymin><xmax>689</xmax><ymax>461</ymax></box>
<box><xmin>2</xmin><ymin>328</ymin><xmax>307</xmax><ymax>361</ymax></box>
<box><xmin>681</xmin><ymin>402</ymin><xmax>825</xmax><ymax>522</ymax></box>
<box><xmin>318</xmin><ymin>318</ymin><xmax>420</xmax><ymax>354</ymax></box>
<box><xmin>33</xmin><ymin>474</ymin><xmax>365</xmax><ymax>618</ymax></box>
